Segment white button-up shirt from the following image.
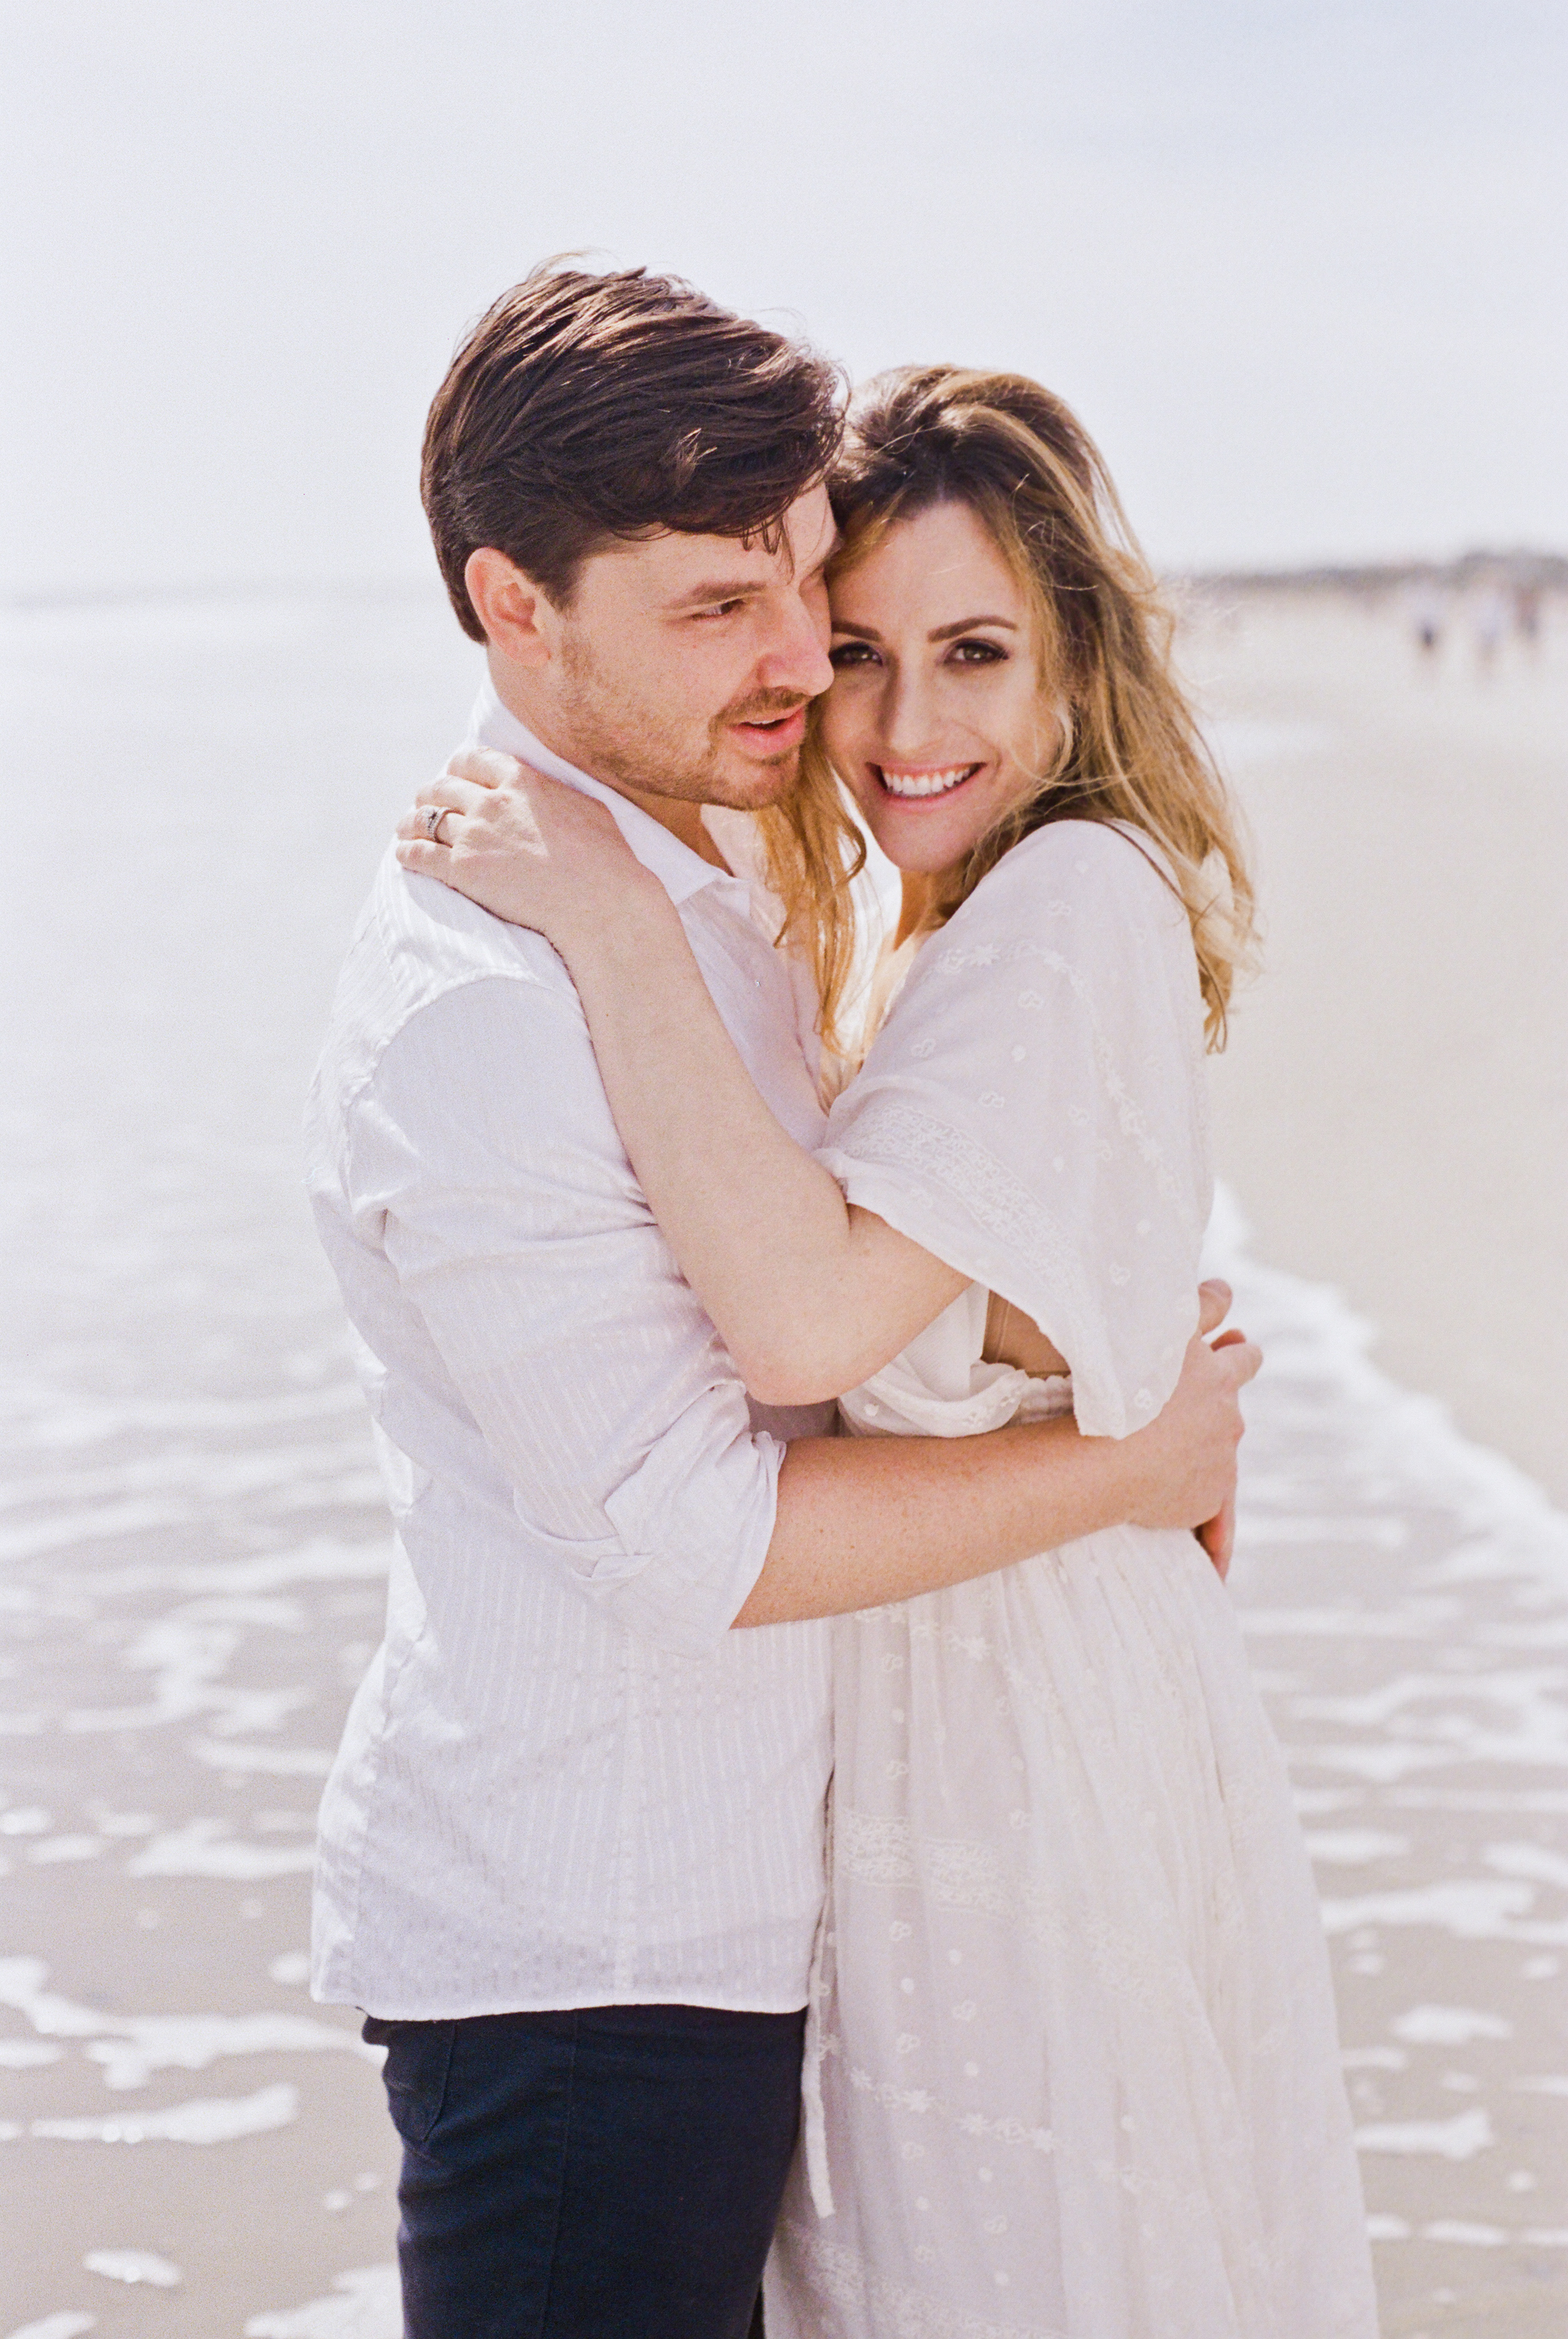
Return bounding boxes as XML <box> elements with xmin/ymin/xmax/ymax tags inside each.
<box><xmin>306</xmin><ymin>680</ymin><xmax>835</xmax><ymax>2019</ymax></box>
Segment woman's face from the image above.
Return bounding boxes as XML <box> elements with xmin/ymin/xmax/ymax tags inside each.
<box><xmin>821</xmin><ymin>499</ymin><xmax>1063</xmax><ymax>875</ymax></box>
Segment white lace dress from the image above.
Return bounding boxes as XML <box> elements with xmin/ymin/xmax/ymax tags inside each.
<box><xmin>764</xmin><ymin>822</ymin><xmax>1378</xmax><ymax>2339</ymax></box>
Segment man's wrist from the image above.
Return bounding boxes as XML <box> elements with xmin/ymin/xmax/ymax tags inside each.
<box><xmin>1018</xmin><ymin>1413</ymin><xmax>1130</xmax><ymax>1543</ymax></box>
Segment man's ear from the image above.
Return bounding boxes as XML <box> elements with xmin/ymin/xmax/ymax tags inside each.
<box><xmin>465</xmin><ymin>548</ymin><xmax>559</xmax><ymax>667</ymax></box>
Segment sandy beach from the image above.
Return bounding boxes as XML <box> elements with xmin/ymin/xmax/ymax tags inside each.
<box><xmin>2</xmin><ymin>581</ymin><xmax>1565</xmax><ymax>2337</ymax></box>
<box><xmin>1182</xmin><ymin>581</ymin><xmax>1568</xmax><ymax>1506</ymax></box>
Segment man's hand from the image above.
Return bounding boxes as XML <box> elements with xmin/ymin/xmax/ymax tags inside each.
<box><xmin>395</xmin><ymin>748</ymin><xmax>659</xmax><ymax>952</ymax></box>
<box><xmin>1121</xmin><ymin>1279</ymin><xmax>1258</xmax><ymax>1561</ymax></box>
<box><xmin>1197</xmin><ymin>1492</ymin><xmax>1237</xmax><ymax>1581</ymax></box>
<box><xmin>1194</xmin><ymin>1322</ymin><xmax>1253</xmax><ymax>1579</ymax></box>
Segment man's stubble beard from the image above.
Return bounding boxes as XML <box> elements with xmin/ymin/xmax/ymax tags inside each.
<box><xmin>556</xmin><ymin>631</ymin><xmax>806</xmax><ymax>812</ymax></box>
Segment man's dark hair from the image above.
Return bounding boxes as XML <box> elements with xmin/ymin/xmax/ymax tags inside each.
<box><xmin>421</xmin><ymin>262</ymin><xmax>846</xmax><ymax>640</ymax></box>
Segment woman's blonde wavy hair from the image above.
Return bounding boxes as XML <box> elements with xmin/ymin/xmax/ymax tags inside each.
<box><xmin>755</xmin><ymin>365</ymin><xmax>1254</xmax><ymax>1054</ymax></box>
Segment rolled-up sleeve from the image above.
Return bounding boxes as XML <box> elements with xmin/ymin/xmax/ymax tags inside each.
<box><xmin>344</xmin><ymin>972</ymin><xmax>781</xmax><ymax>1655</ymax></box>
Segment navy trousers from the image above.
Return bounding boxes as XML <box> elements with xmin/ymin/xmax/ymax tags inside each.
<box><xmin>364</xmin><ymin>2001</ymin><xmax>804</xmax><ymax>2339</ymax></box>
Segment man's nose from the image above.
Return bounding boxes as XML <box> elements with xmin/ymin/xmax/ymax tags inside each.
<box><xmin>756</xmin><ymin>592</ymin><xmax>835</xmax><ymax>699</ymax></box>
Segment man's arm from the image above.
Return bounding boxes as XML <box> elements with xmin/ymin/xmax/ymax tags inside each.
<box><xmin>739</xmin><ymin>1286</ymin><xmax>1256</xmax><ymax>1625</ymax></box>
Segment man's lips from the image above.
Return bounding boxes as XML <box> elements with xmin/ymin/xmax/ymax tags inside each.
<box><xmin>728</xmin><ymin>705</ymin><xmax>808</xmax><ymax>755</ymax></box>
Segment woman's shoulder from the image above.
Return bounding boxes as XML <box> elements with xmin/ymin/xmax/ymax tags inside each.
<box><xmin>938</xmin><ymin>817</ymin><xmax>1183</xmax><ymax>953</ymax></box>
<box><xmin>999</xmin><ymin>815</ymin><xmax>1176</xmax><ymax>897</ymax></box>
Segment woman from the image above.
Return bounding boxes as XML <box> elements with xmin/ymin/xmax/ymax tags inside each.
<box><xmin>397</xmin><ymin>369</ymin><xmax>1376</xmax><ymax>2337</ymax></box>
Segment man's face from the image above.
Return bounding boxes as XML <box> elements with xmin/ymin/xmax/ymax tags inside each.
<box><xmin>542</xmin><ymin>486</ymin><xmax>838</xmax><ymax>811</ymax></box>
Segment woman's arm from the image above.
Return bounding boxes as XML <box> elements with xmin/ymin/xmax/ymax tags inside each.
<box><xmin>398</xmin><ymin>754</ymin><xmax>971</xmax><ymax>1403</ymax></box>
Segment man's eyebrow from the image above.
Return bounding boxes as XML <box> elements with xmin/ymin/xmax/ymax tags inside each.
<box><xmin>929</xmin><ymin>614</ymin><xmax>1018</xmax><ymax>640</ymax></box>
<box><xmin>664</xmin><ymin>577</ymin><xmax>767</xmax><ymax>611</ymax></box>
<box><xmin>666</xmin><ymin>530</ymin><xmax>839</xmax><ymax>610</ymax></box>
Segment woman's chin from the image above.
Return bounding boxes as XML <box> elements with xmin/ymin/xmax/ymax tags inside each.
<box><xmin>850</xmin><ymin>763</ymin><xmax>1012</xmax><ymax>877</ymax></box>
<box><xmin>864</xmin><ymin>810</ymin><xmax>992</xmax><ymax>876</ymax></box>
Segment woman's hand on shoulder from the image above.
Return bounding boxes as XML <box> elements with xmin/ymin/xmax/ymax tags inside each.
<box><xmin>395</xmin><ymin>748</ymin><xmax>660</xmax><ymax>954</ymax></box>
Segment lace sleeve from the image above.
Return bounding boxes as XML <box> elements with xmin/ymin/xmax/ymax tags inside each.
<box><xmin>818</xmin><ymin>822</ymin><xmax>1211</xmax><ymax>1439</ymax></box>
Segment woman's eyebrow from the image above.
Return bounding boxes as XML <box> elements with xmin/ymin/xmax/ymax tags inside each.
<box><xmin>830</xmin><ymin>613</ymin><xmax>1019</xmax><ymax>643</ymax></box>
<box><xmin>928</xmin><ymin>614</ymin><xmax>1018</xmax><ymax>640</ymax></box>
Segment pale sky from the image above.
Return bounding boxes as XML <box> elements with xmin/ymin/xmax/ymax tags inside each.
<box><xmin>3</xmin><ymin>0</ymin><xmax>1564</xmax><ymax>594</ymax></box>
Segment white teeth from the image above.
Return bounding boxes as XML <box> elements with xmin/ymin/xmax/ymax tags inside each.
<box><xmin>879</xmin><ymin>765</ymin><xmax>975</xmax><ymax>798</ymax></box>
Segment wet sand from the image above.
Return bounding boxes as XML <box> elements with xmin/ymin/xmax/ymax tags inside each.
<box><xmin>2</xmin><ymin>585</ymin><xmax>1565</xmax><ymax>2337</ymax></box>
<box><xmin>1210</xmin><ymin>1196</ymin><xmax>1568</xmax><ymax>2339</ymax></box>
<box><xmin>1</xmin><ymin>593</ymin><xmax>472</xmax><ymax>2338</ymax></box>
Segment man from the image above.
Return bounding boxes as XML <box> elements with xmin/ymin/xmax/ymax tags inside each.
<box><xmin>306</xmin><ymin>261</ymin><xmax>1255</xmax><ymax>2339</ymax></box>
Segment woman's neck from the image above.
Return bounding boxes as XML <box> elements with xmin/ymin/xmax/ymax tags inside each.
<box><xmin>895</xmin><ymin>870</ymin><xmax>938</xmax><ymax>950</ymax></box>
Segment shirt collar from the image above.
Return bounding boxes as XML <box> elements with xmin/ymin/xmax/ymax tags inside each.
<box><xmin>466</xmin><ymin>674</ymin><xmax>739</xmax><ymax>910</ymax></box>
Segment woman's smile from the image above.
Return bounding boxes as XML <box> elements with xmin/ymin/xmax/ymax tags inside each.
<box><xmin>874</xmin><ymin>761</ymin><xmax>984</xmax><ymax>800</ymax></box>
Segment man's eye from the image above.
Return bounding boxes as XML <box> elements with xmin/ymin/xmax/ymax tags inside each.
<box><xmin>693</xmin><ymin>600</ymin><xmax>745</xmax><ymax>621</ymax></box>
<box><xmin>829</xmin><ymin>641</ymin><xmax>878</xmax><ymax>667</ymax></box>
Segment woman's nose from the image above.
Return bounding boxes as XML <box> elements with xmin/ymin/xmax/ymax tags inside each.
<box><xmin>878</xmin><ymin>663</ymin><xmax>940</xmax><ymax>757</ymax></box>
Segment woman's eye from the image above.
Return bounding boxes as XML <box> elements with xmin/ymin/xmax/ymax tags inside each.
<box><xmin>829</xmin><ymin>640</ymin><xmax>878</xmax><ymax>668</ymax></box>
<box><xmin>949</xmin><ymin>638</ymin><xmax>1006</xmax><ymax>665</ymax></box>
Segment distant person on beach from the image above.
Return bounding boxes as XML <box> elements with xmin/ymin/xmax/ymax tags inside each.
<box><xmin>1470</xmin><ymin>576</ymin><xmax>1512</xmax><ymax>672</ymax></box>
<box><xmin>306</xmin><ymin>266</ymin><xmax>1252</xmax><ymax>2339</ymax></box>
<box><xmin>1406</xmin><ymin>576</ymin><xmax>1446</xmax><ymax>659</ymax></box>
<box><xmin>387</xmin><ymin>277</ymin><xmax>1375</xmax><ymax>2337</ymax></box>
<box><xmin>1513</xmin><ymin>576</ymin><xmax>1543</xmax><ymax>652</ymax></box>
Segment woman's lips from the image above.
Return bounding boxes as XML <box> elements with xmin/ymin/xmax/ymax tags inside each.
<box><xmin>875</xmin><ymin>762</ymin><xmax>982</xmax><ymax>800</ymax></box>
